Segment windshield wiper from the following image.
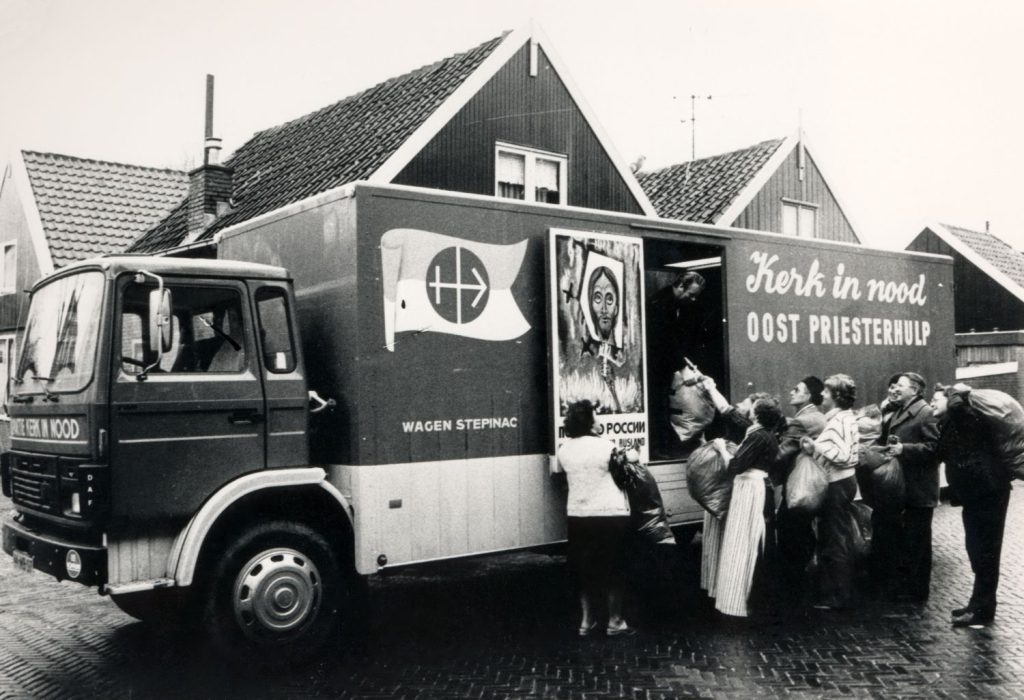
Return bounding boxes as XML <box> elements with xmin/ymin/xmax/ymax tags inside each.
<box><xmin>200</xmin><ymin>317</ymin><xmax>242</xmax><ymax>351</ymax></box>
<box><xmin>32</xmin><ymin>375</ymin><xmax>60</xmax><ymax>402</ymax></box>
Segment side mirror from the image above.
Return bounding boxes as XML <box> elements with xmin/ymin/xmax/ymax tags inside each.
<box><xmin>148</xmin><ymin>288</ymin><xmax>173</xmax><ymax>355</ymax></box>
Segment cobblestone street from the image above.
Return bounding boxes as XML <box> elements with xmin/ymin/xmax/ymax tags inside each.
<box><xmin>1</xmin><ymin>490</ymin><xmax>1023</xmax><ymax>699</ymax></box>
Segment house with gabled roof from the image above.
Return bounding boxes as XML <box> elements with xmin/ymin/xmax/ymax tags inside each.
<box><xmin>906</xmin><ymin>222</ymin><xmax>1024</xmax><ymax>397</ymax></box>
<box><xmin>637</xmin><ymin>132</ymin><xmax>861</xmax><ymax>243</ymax></box>
<box><xmin>129</xmin><ymin>24</ymin><xmax>655</xmax><ymax>256</ymax></box>
<box><xmin>0</xmin><ymin>151</ymin><xmax>188</xmax><ymax>408</ymax></box>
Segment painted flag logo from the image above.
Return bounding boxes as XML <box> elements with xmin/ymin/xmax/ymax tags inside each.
<box><xmin>381</xmin><ymin>228</ymin><xmax>530</xmax><ymax>351</ymax></box>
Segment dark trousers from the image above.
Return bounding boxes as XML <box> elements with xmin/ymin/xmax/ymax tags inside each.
<box><xmin>870</xmin><ymin>506</ymin><xmax>933</xmax><ymax>600</ymax></box>
<box><xmin>817</xmin><ymin>476</ymin><xmax>858</xmax><ymax>607</ymax></box>
<box><xmin>962</xmin><ymin>489</ymin><xmax>1011</xmax><ymax>616</ymax></box>
<box><xmin>776</xmin><ymin>495</ymin><xmax>816</xmax><ymax>600</ymax></box>
<box><xmin>902</xmin><ymin>507</ymin><xmax>934</xmax><ymax>600</ymax></box>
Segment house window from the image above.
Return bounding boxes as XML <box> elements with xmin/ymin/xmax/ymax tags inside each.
<box><xmin>495</xmin><ymin>143</ymin><xmax>567</xmax><ymax>205</ymax></box>
<box><xmin>782</xmin><ymin>201</ymin><xmax>817</xmax><ymax>238</ymax></box>
<box><xmin>0</xmin><ymin>334</ymin><xmax>13</xmax><ymax>417</ymax></box>
<box><xmin>0</xmin><ymin>242</ymin><xmax>15</xmax><ymax>293</ymax></box>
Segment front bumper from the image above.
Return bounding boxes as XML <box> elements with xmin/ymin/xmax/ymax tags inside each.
<box><xmin>2</xmin><ymin>516</ymin><xmax>106</xmax><ymax>586</ymax></box>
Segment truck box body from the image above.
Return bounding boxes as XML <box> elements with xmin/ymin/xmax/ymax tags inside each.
<box><xmin>218</xmin><ymin>183</ymin><xmax>955</xmax><ymax>574</ymax></box>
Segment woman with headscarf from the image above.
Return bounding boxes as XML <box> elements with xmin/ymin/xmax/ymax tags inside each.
<box><xmin>705</xmin><ymin>395</ymin><xmax>785</xmax><ymax>617</ymax></box>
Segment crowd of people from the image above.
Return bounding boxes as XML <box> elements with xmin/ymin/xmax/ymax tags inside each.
<box><xmin>552</xmin><ymin>371</ymin><xmax>1016</xmax><ymax>638</ymax></box>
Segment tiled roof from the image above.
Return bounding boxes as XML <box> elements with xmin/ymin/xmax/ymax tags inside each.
<box><xmin>21</xmin><ymin>151</ymin><xmax>188</xmax><ymax>267</ymax></box>
<box><xmin>130</xmin><ymin>34</ymin><xmax>505</xmax><ymax>254</ymax></box>
<box><xmin>942</xmin><ymin>223</ymin><xmax>1024</xmax><ymax>289</ymax></box>
<box><xmin>637</xmin><ymin>139</ymin><xmax>784</xmax><ymax>223</ymax></box>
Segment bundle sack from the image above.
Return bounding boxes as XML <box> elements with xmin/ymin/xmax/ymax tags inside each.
<box><xmin>856</xmin><ymin>450</ymin><xmax>905</xmax><ymax>515</ymax></box>
<box><xmin>786</xmin><ymin>453</ymin><xmax>828</xmax><ymax>513</ymax></box>
<box><xmin>856</xmin><ymin>412</ymin><xmax>881</xmax><ymax>447</ymax></box>
<box><xmin>965</xmin><ymin>387</ymin><xmax>1024</xmax><ymax>480</ymax></box>
<box><xmin>626</xmin><ymin>461</ymin><xmax>677</xmax><ymax>545</ymax></box>
<box><xmin>668</xmin><ymin>368</ymin><xmax>716</xmax><ymax>442</ymax></box>
<box><xmin>685</xmin><ymin>441</ymin><xmax>737</xmax><ymax>519</ymax></box>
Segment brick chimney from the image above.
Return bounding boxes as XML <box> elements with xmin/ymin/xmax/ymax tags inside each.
<box><xmin>185</xmin><ymin>75</ymin><xmax>233</xmax><ymax>243</ymax></box>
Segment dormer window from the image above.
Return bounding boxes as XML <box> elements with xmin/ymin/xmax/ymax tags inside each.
<box><xmin>782</xmin><ymin>199</ymin><xmax>817</xmax><ymax>238</ymax></box>
<box><xmin>0</xmin><ymin>242</ymin><xmax>15</xmax><ymax>294</ymax></box>
<box><xmin>495</xmin><ymin>143</ymin><xmax>567</xmax><ymax>205</ymax></box>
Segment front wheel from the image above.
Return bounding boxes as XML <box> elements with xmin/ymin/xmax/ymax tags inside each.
<box><xmin>203</xmin><ymin>520</ymin><xmax>348</xmax><ymax>662</ymax></box>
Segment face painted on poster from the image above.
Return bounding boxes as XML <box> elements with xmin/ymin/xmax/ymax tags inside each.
<box><xmin>589</xmin><ymin>266</ymin><xmax>619</xmax><ymax>343</ymax></box>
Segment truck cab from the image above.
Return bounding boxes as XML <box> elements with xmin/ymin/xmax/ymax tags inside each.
<box><xmin>1</xmin><ymin>256</ymin><xmax>341</xmax><ymax>655</ymax></box>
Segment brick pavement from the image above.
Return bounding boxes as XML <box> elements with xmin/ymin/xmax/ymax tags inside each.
<box><xmin>1</xmin><ymin>490</ymin><xmax>1022</xmax><ymax>699</ymax></box>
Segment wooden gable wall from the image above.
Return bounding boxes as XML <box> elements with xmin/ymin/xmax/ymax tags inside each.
<box><xmin>393</xmin><ymin>44</ymin><xmax>644</xmax><ymax>215</ymax></box>
<box><xmin>907</xmin><ymin>228</ymin><xmax>1024</xmax><ymax>333</ymax></box>
<box><xmin>732</xmin><ymin>147</ymin><xmax>858</xmax><ymax>243</ymax></box>
<box><xmin>0</xmin><ymin>165</ymin><xmax>42</xmax><ymax>332</ymax></box>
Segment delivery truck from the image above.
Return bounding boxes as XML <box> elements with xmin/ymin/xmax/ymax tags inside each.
<box><xmin>1</xmin><ymin>182</ymin><xmax>954</xmax><ymax>657</ymax></box>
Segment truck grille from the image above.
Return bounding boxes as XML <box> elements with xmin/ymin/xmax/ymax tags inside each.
<box><xmin>10</xmin><ymin>454</ymin><xmax>59</xmax><ymax>514</ymax></box>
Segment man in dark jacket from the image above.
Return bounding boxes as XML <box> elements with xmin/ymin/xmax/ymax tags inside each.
<box><xmin>872</xmin><ymin>371</ymin><xmax>940</xmax><ymax>602</ymax></box>
<box><xmin>932</xmin><ymin>384</ymin><xmax>1014</xmax><ymax>627</ymax></box>
<box><xmin>648</xmin><ymin>271</ymin><xmax>706</xmax><ymax>458</ymax></box>
<box><xmin>774</xmin><ymin>376</ymin><xmax>828</xmax><ymax>601</ymax></box>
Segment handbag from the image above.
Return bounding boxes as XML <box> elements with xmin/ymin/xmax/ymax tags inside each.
<box><xmin>786</xmin><ymin>453</ymin><xmax>828</xmax><ymax>513</ymax></box>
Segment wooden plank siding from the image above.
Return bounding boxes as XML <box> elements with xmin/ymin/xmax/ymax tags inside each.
<box><xmin>0</xmin><ymin>166</ymin><xmax>41</xmax><ymax>333</ymax></box>
<box><xmin>907</xmin><ymin>229</ymin><xmax>1024</xmax><ymax>333</ymax></box>
<box><xmin>732</xmin><ymin>148</ymin><xmax>859</xmax><ymax>243</ymax></box>
<box><xmin>394</xmin><ymin>44</ymin><xmax>644</xmax><ymax>215</ymax></box>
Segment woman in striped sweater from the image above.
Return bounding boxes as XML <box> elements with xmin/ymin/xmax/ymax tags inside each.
<box><xmin>800</xmin><ymin>373</ymin><xmax>860</xmax><ymax>610</ymax></box>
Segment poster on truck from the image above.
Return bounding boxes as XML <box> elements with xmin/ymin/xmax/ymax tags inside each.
<box><xmin>549</xmin><ymin>229</ymin><xmax>648</xmax><ymax>461</ymax></box>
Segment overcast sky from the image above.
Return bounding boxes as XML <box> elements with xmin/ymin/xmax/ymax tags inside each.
<box><xmin>2</xmin><ymin>0</ymin><xmax>1021</xmax><ymax>250</ymax></box>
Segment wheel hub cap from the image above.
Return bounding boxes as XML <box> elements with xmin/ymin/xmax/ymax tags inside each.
<box><xmin>233</xmin><ymin>547</ymin><xmax>321</xmax><ymax>640</ymax></box>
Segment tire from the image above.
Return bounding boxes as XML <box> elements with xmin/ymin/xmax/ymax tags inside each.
<box><xmin>202</xmin><ymin>520</ymin><xmax>348</xmax><ymax>663</ymax></box>
<box><xmin>110</xmin><ymin>588</ymin><xmax>195</xmax><ymax>626</ymax></box>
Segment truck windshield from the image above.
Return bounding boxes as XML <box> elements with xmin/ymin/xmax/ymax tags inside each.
<box><xmin>14</xmin><ymin>271</ymin><xmax>105</xmax><ymax>395</ymax></box>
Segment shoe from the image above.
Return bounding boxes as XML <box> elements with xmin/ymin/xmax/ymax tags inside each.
<box><xmin>606</xmin><ymin>624</ymin><xmax>638</xmax><ymax>637</ymax></box>
<box><xmin>578</xmin><ymin>622</ymin><xmax>599</xmax><ymax>637</ymax></box>
<box><xmin>952</xmin><ymin>611</ymin><xmax>994</xmax><ymax>627</ymax></box>
<box><xmin>951</xmin><ymin>605</ymin><xmax>973</xmax><ymax>618</ymax></box>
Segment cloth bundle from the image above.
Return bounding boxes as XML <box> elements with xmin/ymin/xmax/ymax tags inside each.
<box><xmin>610</xmin><ymin>448</ymin><xmax>675</xmax><ymax>544</ymax></box>
<box><xmin>686</xmin><ymin>441</ymin><xmax>737</xmax><ymax>519</ymax></box>
<box><xmin>855</xmin><ymin>407</ymin><xmax>906</xmax><ymax>514</ymax></box>
<box><xmin>962</xmin><ymin>387</ymin><xmax>1024</xmax><ymax>480</ymax></box>
<box><xmin>786</xmin><ymin>453</ymin><xmax>828</xmax><ymax>513</ymax></box>
<box><xmin>668</xmin><ymin>367</ymin><xmax>716</xmax><ymax>442</ymax></box>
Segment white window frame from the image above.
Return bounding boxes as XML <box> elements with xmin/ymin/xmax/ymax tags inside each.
<box><xmin>781</xmin><ymin>199</ymin><xmax>818</xmax><ymax>238</ymax></box>
<box><xmin>0</xmin><ymin>333</ymin><xmax>14</xmax><ymax>419</ymax></box>
<box><xmin>0</xmin><ymin>240</ymin><xmax>15</xmax><ymax>294</ymax></box>
<box><xmin>494</xmin><ymin>142</ymin><xmax>568</xmax><ymax>205</ymax></box>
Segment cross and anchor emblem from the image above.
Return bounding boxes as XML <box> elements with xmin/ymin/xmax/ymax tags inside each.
<box><xmin>426</xmin><ymin>246</ymin><xmax>491</xmax><ymax>324</ymax></box>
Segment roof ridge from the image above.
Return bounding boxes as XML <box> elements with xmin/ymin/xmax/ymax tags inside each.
<box><xmin>638</xmin><ymin>137</ymin><xmax>785</xmax><ymax>177</ymax></box>
<box><xmin>243</xmin><ymin>33</ymin><xmax>507</xmax><ymax>146</ymax></box>
<box><xmin>21</xmin><ymin>150</ymin><xmax>187</xmax><ymax>176</ymax></box>
<box><xmin>942</xmin><ymin>222</ymin><xmax>1020</xmax><ymax>249</ymax></box>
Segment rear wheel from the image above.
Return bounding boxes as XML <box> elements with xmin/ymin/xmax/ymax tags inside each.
<box><xmin>203</xmin><ymin>520</ymin><xmax>349</xmax><ymax>662</ymax></box>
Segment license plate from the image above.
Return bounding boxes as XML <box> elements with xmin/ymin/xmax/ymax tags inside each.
<box><xmin>12</xmin><ymin>550</ymin><xmax>34</xmax><ymax>574</ymax></box>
